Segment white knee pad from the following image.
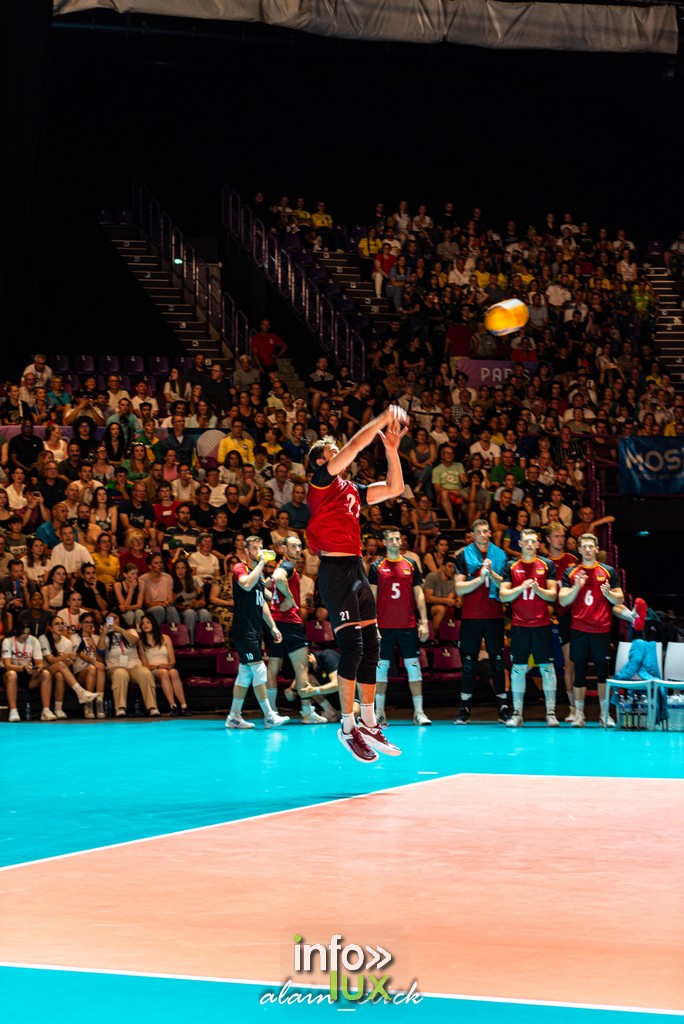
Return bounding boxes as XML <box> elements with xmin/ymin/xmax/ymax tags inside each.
<box><xmin>376</xmin><ymin>659</ymin><xmax>390</xmax><ymax>683</ymax></box>
<box><xmin>252</xmin><ymin>661</ymin><xmax>267</xmax><ymax>686</ymax></box>
<box><xmin>236</xmin><ymin>664</ymin><xmax>253</xmax><ymax>688</ymax></box>
<box><xmin>511</xmin><ymin>664</ymin><xmax>527</xmax><ymax>692</ymax></box>
<box><xmin>405</xmin><ymin>658</ymin><xmax>422</xmax><ymax>683</ymax></box>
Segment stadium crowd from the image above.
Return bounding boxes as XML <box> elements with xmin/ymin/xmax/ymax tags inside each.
<box><xmin>0</xmin><ymin>204</ymin><xmax>680</xmax><ymax>724</ymax></box>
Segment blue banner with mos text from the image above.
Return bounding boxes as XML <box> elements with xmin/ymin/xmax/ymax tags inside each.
<box><xmin>619</xmin><ymin>436</ymin><xmax>684</xmax><ymax>495</ymax></box>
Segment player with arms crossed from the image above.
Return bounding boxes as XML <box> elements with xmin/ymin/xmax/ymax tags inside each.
<box><xmin>224</xmin><ymin>536</ymin><xmax>290</xmax><ymax>730</ymax></box>
<box><xmin>558</xmin><ymin>532</ymin><xmax>622</xmax><ymax>728</ymax></box>
<box><xmin>368</xmin><ymin>528</ymin><xmax>431</xmax><ymax>727</ymax></box>
<box><xmin>500</xmin><ymin>528</ymin><xmax>558</xmax><ymax>727</ymax></box>
<box><xmin>454</xmin><ymin>518</ymin><xmax>511</xmax><ymax>724</ymax></box>
<box><xmin>267</xmin><ymin>535</ymin><xmax>328</xmax><ymax>725</ymax></box>
<box><xmin>307</xmin><ymin>406</ymin><xmax>407</xmax><ymax>763</ymax></box>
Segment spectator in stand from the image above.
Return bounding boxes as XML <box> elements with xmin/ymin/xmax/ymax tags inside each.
<box><xmin>372</xmin><ymin>243</ymin><xmax>396</xmax><ymax>300</ymax></box>
<box><xmin>306</xmin><ymin>356</ymin><xmax>336</xmax><ymax>414</ymax></box>
<box><xmin>50</xmin><ymin>525</ymin><xmax>94</xmax><ymax>580</ymax></box>
<box><xmin>139</xmin><ymin>553</ymin><xmax>180</xmax><ymax>626</ymax></box>
<box><xmin>423</xmin><ymin>556</ymin><xmax>458</xmax><ymax>633</ymax></box>
<box><xmin>251</xmin><ymin>318</ymin><xmax>288</xmax><ymax>376</ymax></box>
<box><xmin>161</xmin><ymin>413</ymin><xmax>195</xmax><ymax>467</ymax></box>
<box><xmin>357</xmin><ymin>227</ymin><xmax>382</xmax><ymax>280</ymax></box>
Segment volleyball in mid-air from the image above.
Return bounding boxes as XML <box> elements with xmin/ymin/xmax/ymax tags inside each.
<box><xmin>484</xmin><ymin>298</ymin><xmax>529</xmax><ymax>336</ymax></box>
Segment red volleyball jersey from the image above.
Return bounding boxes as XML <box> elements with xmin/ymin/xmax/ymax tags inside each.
<box><xmin>549</xmin><ymin>551</ymin><xmax>579</xmax><ymax>619</ymax></box>
<box><xmin>306</xmin><ymin>464</ymin><xmax>368</xmax><ymax>556</ymax></box>
<box><xmin>502</xmin><ymin>556</ymin><xmax>556</xmax><ymax>628</ymax></box>
<box><xmin>271</xmin><ymin>559</ymin><xmax>303</xmax><ymax>625</ymax></box>
<box><xmin>454</xmin><ymin>549</ymin><xmax>504</xmax><ymax>621</ymax></box>
<box><xmin>368</xmin><ymin>556</ymin><xmax>421</xmax><ymax>629</ymax></box>
<box><xmin>561</xmin><ymin>561</ymin><xmax>620</xmax><ymax>634</ymax></box>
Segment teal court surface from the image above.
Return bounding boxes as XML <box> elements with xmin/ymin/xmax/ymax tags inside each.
<box><xmin>1</xmin><ymin>716</ymin><xmax>683</xmax><ymax>1024</ymax></box>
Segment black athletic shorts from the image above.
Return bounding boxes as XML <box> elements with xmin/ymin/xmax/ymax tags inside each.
<box><xmin>458</xmin><ymin>618</ymin><xmax>505</xmax><ymax>659</ymax></box>
<box><xmin>317</xmin><ymin>556</ymin><xmax>376</xmax><ymax>632</ymax></box>
<box><xmin>510</xmin><ymin>624</ymin><xmax>554</xmax><ymax>666</ymax></box>
<box><xmin>556</xmin><ymin>614</ymin><xmax>572</xmax><ymax>646</ymax></box>
<box><xmin>570</xmin><ymin>629</ymin><xmax>612</xmax><ymax>683</ymax></box>
<box><xmin>268</xmin><ymin>621</ymin><xmax>307</xmax><ymax>658</ymax></box>
<box><xmin>233</xmin><ymin>638</ymin><xmax>264</xmax><ymax>666</ymax></box>
<box><xmin>379</xmin><ymin>627</ymin><xmax>419</xmax><ymax>661</ymax></box>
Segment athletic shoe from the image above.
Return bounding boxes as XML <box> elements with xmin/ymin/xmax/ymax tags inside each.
<box><xmin>264</xmin><ymin>713</ymin><xmax>290</xmax><ymax>729</ymax></box>
<box><xmin>54</xmin><ymin>708</ymin><xmax>68</xmax><ymax>720</ymax></box>
<box><xmin>84</xmin><ymin>705</ymin><xmax>95</xmax><ymax>719</ymax></box>
<box><xmin>356</xmin><ymin>722</ymin><xmax>402</xmax><ymax>756</ymax></box>
<box><xmin>77</xmin><ymin>690</ymin><xmax>98</xmax><ymax>705</ymax></box>
<box><xmin>376</xmin><ymin>711</ymin><xmax>388</xmax><ymax>728</ymax></box>
<box><xmin>413</xmin><ymin>711</ymin><xmax>432</xmax><ymax>726</ymax></box>
<box><xmin>571</xmin><ymin>711</ymin><xmax>586</xmax><ymax>728</ymax></box>
<box><xmin>633</xmin><ymin>597</ymin><xmax>648</xmax><ymax>631</ymax></box>
<box><xmin>300</xmin><ymin>708</ymin><xmax>329</xmax><ymax>725</ymax></box>
<box><xmin>506</xmin><ymin>710</ymin><xmax>524</xmax><ymax>728</ymax></box>
<box><xmin>225</xmin><ymin>713</ymin><xmax>254</xmax><ymax>730</ymax></box>
<box><xmin>565</xmin><ymin>708</ymin><xmax>576</xmax><ymax>722</ymax></box>
<box><xmin>454</xmin><ymin>706</ymin><xmax>470</xmax><ymax>725</ymax></box>
<box><xmin>95</xmin><ymin>704</ymin><xmax>106</xmax><ymax>720</ymax></box>
<box><xmin>40</xmin><ymin>708</ymin><xmax>57</xmax><ymax>721</ymax></box>
<box><xmin>115</xmin><ymin>708</ymin><xmax>127</xmax><ymax>718</ymax></box>
<box><xmin>498</xmin><ymin>704</ymin><xmax>512</xmax><ymax>724</ymax></box>
<box><xmin>599</xmin><ymin>714</ymin><xmax>616</xmax><ymax>729</ymax></box>
<box><xmin>8</xmin><ymin>709</ymin><xmax>20</xmax><ymax>723</ymax></box>
<box><xmin>322</xmin><ymin>708</ymin><xmax>342</xmax><ymax>723</ymax></box>
<box><xmin>546</xmin><ymin>711</ymin><xmax>560</xmax><ymax>727</ymax></box>
<box><xmin>337</xmin><ymin>726</ymin><xmax>379</xmax><ymax>764</ymax></box>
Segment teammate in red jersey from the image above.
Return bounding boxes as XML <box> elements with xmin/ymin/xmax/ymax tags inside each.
<box><xmin>224</xmin><ymin>536</ymin><xmax>290</xmax><ymax>730</ymax></box>
<box><xmin>500</xmin><ymin>528</ymin><xmax>559</xmax><ymax>727</ymax></box>
<box><xmin>368</xmin><ymin>528</ymin><xmax>431</xmax><ymax>727</ymax></box>
<box><xmin>559</xmin><ymin>532</ymin><xmax>622</xmax><ymax>728</ymax></box>
<box><xmin>454</xmin><ymin>518</ymin><xmax>511</xmax><ymax>725</ymax></box>
<box><xmin>267</xmin><ymin>535</ymin><xmax>328</xmax><ymax>725</ymax></box>
<box><xmin>307</xmin><ymin>405</ymin><xmax>407</xmax><ymax>764</ymax></box>
<box><xmin>545</xmin><ymin>524</ymin><xmax>580</xmax><ymax>722</ymax></box>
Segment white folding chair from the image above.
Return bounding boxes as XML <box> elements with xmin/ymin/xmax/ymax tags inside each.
<box><xmin>605</xmin><ymin>641</ymin><xmax>663</xmax><ymax>731</ymax></box>
<box><xmin>658</xmin><ymin>642</ymin><xmax>684</xmax><ymax>730</ymax></box>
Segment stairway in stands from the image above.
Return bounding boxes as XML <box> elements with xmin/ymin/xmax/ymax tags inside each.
<box><xmin>103</xmin><ymin>222</ymin><xmax>222</xmax><ymax>363</ymax></box>
<box><xmin>318</xmin><ymin>250</ymin><xmax>396</xmax><ymax>338</ymax></box>
<box><xmin>642</xmin><ymin>263</ymin><xmax>684</xmax><ymax>390</ymax></box>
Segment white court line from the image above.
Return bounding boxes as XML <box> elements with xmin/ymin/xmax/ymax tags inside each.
<box><xmin>0</xmin><ymin>771</ymin><xmax>464</xmax><ymax>873</ymax></box>
<box><xmin>0</xmin><ymin>963</ymin><xmax>682</xmax><ymax>1016</ymax></box>
<box><xmin>2</xmin><ymin>770</ymin><xmax>680</xmax><ymax>874</ymax></box>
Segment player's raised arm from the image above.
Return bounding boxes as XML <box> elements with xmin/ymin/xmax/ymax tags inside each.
<box><xmin>325</xmin><ymin>406</ymin><xmax>405</xmax><ymax>479</ymax></box>
<box><xmin>366</xmin><ymin>408</ymin><xmax>409</xmax><ymax>504</ymax></box>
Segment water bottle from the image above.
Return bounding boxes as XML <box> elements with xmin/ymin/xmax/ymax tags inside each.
<box><xmin>24</xmin><ymin>701</ymin><xmax>32</xmax><ymax>722</ymax></box>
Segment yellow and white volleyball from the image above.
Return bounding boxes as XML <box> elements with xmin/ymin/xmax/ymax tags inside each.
<box><xmin>484</xmin><ymin>298</ymin><xmax>529</xmax><ymax>336</ymax></box>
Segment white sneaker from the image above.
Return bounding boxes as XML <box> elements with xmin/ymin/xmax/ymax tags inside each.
<box><xmin>565</xmin><ymin>708</ymin><xmax>576</xmax><ymax>722</ymax></box>
<box><xmin>264</xmin><ymin>713</ymin><xmax>290</xmax><ymax>729</ymax></box>
<box><xmin>77</xmin><ymin>690</ymin><xmax>98</xmax><ymax>705</ymax></box>
<box><xmin>376</xmin><ymin>711</ymin><xmax>388</xmax><ymax>728</ymax></box>
<box><xmin>8</xmin><ymin>709</ymin><xmax>20</xmax><ymax>723</ymax></box>
<box><xmin>546</xmin><ymin>711</ymin><xmax>560</xmax><ymax>727</ymax></box>
<box><xmin>54</xmin><ymin>708</ymin><xmax>68</xmax><ymax>720</ymax></box>
<box><xmin>413</xmin><ymin>711</ymin><xmax>432</xmax><ymax>726</ymax></box>
<box><xmin>506</xmin><ymin>710</ymin><xmax>524</xmax><ymax>728</ymax></box>
<box><xmin>300</xmin><ymin>709</ymin><xmax>329</xmax><ymax>724</ymax></box>
<box><xmin>225</xmin><ymin>714</ymin><xmax>254</xmax><ymax>730</ymax></box>
<box><xmin>599</xmin><ymin>714</ymin><xmax>616</xmax><ymax>729</ymax></box>
<box><xmin>84</xmin><ymin>705</ymin><xmax>95</xmax><ymax>719</ymax></box>
<box><xmin>95</xmin><ymin>703</ymin><xmax>106</xmax><ymax>719</ymax></box>
<box><xmin>41</xmin><ymin>708</ymin><xmax>57</xmax><ymax>721</ymax></box>
<box><xmin>571</xmin><ymin>712</ymin><xmax>586</xmax><ymax>728</ymax></box>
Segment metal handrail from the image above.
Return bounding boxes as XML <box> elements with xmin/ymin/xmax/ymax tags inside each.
<box><xmin>134</xmin><ymin>182</ymin><xmax>253</xmax><ymax>362</ymax></box>
<box><xmin>222</xmin><ymin>185</ymin><xmax>365</xmax><ymax>379</ymax></box>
